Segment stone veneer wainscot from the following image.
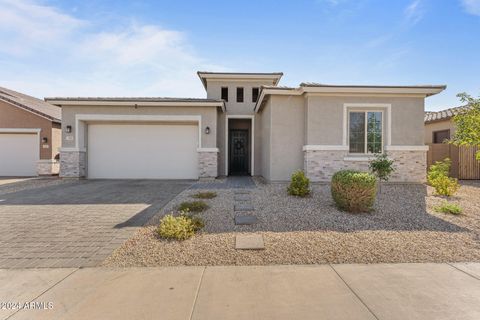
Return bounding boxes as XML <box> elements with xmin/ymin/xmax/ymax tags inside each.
<box><xmin>60</xmin><ymin>150</ymin><xmax>86</xmax><ymax>178</ymax></box>
<box><xmin>304</xmin><ymin>149</ymin><xmax>427</xmax><ymax>183</ymax></box>
<box><xmin>198</xmin><ymin>149</ymin><xmax>218</xmax><ymax>179</ymax></box>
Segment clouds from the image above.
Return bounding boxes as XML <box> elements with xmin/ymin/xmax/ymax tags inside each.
<box><xmin>404</xmin><ymin>0</ymin><xmax>424</xmax><ymax>25</ymax></box>
<box><xmin>461</xmin><ymin>0</ymin><xmax>480</xmax><ymax>15</ymax></box>
<box><xmin>0</xmin><ymin>0</ymin><xmax>224</xmax><ymax>98</ymax></box>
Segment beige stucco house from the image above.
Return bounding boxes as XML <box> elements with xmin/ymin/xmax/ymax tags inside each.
<box><xmin>46</xmin><ymin>72</ymin><xmax>445</xmax><ymax>182</ymax></box>
<box><xmin>424</xmin><ymin>106</ymin><xmax>471</xmax><ymax>144</ymax></box>
<box><xmin>0</xmin><ymin>87</ymin><xmax>61</xmax><ymax>176</ymax></box>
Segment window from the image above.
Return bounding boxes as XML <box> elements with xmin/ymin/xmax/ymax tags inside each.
<box><xmin>252</xmin><ymin>87</ymin><xmax>259</xmax><ymax>103</ymax></box>
<box><xmin>236</xmin><ymin>87</ymin><xmax>244</xmax><ymax>103</ymax></box>
<box><xmin>433</xmin><ymin>129</ymin><xmax>450</xmax><ymax>143</ymax></box>
<box><xmin>221</xmin><ymin>87</ymin><xmax>228</xmax><ymax>101</ymax></box>
<box><xmin>349</xmin><ymin>111</ymin><xmax>383</xmax><ymax>154</ymax></box>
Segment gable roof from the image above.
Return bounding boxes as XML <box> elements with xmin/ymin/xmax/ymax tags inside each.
<box><xmin>197</xmin><ymin>71</ymin><xmax>283</xmax><ymax>89</ymax></box>
<box><xmin>424</xmin><ymin>105</ymin><xmax>471</xmax><ymax>123</ymax></box>
<box><xmin>0</xmin><ymin>86</ymin><xmax>61</xmax><ymax>122</ymax></box>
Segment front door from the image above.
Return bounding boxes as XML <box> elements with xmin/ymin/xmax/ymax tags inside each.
<box><xmin>229</xmin><ymin>129</ymin><xmax>249</xmax><ymax>175</ymax></box>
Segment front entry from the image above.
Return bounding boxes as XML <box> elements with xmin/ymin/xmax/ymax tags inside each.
<box><xmin>229</xmin><ymin>129</ymin><xmax>249</xmax><ymax>175</ymax></box>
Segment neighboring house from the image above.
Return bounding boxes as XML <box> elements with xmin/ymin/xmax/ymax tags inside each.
<box><xmin>46</xmin><ymin>72</ymin><xmax>445</xmax><ymax>182</ymax></box>
<box><xmin>424</xmin><ymin>105</ymin><xmax>470</xmax><ymax>144</ymax></box>
<box><xmin>424</xmin><ymin>105</ymin><xmax>480</xmax><ymax>179</ymax></box>
<box><xmin>0</xmin><ymin>87</ymin><xmax>61</xmax><ymax>176</ymax></box>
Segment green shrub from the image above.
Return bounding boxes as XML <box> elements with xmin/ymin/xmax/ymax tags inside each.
<box><xmin>178</xmin><ymin>201</ymin><xmax>209</xmax><ymax>212</ymax></box>
<box><xmin>287</xmin><ymin>170</ymin><xmax>310</xmax><ymax>197</ymax></box>
<box><xmin>430</xmin><ymin>175</ymin><xmax>460</xmax><ymax>196</ymax></box>
<box><xmin>191</xmin><ymin>191</ymin><xmax>217</xmax><ymax>199</ymax></box>
<box><xmin>427</xmin><ymin>158</ymin><xmax>452</xmax><ymax>183</ymax></box>
<box><xmin>427</xmin><ymin>158</ymin><xmax>460</xmax><ymax>196</ymax></box>
<box><xmin>331</xmin><ymin>170</ymin><xmax>377</xmax><ymax>213</ymax></box>
<box><xmin>369</xmin><ymin>153</ymin><xmax>395</xmax><ymax>182</ymax></box>
<box><xmin>157</xmin><ymin>214</ymin><xmax>194</xmax><ymax>240</ymax></box>
<box><xmin>434</xmin><ymin>201</ymin><xmax>462</xmax><ymax>215</ymax></box>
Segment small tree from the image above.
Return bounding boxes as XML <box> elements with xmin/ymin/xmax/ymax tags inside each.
<box><xmin>369</xmin><ymin>153</ymin><xmax>395</xmax><ymax>192</ymax></box>
<box><xmin>449</xmin><ymin>93</ymin><xmax>480</xmax><ymax>160</ymax></box>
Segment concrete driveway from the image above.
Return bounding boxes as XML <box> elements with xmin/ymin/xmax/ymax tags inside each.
<box><xmin>0</xmin><ymin>179</ymin><xmax>192</xmax><ymax>268</ymax></box>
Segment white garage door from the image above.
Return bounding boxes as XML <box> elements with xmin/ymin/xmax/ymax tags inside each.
<box><xmin>87</xmin><ymin>123</ymin><xmax>199</xmax><ymax>179</ymax></box>
<box><xmin>0</xmin><ymin>133</ymin><xmax>38</xmax><ymax>176</ymax></box>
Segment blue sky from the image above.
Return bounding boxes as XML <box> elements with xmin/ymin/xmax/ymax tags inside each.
<box><xmin>0</xmin><ymin>0</ymin><xmax>479</xmax><ymax>111</ymax></box>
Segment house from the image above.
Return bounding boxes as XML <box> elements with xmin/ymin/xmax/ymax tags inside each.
<box><xmin>424</xmin><ymin>106</ymin><xmax>470</xmax><ymax>144</ymax></box>
<box><xmin>46</xmin><ymin>72</ymin><xmax>445</xmax><ymax>182</ymax></box>
<box><xmin>425</xmin><ymin>106</ymin><xmax>480</xmax><ymax>179</ymax></box>
<box><xmin>0</xmin><ymin>87</ymin><xmax>61</xmax><ymax>176</ymax></box>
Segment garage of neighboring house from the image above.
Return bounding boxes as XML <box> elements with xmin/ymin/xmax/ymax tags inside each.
<box><xmin>45</xmin><ymin>98</ymin><xmax>224</xmax><ymax>180</ymax></box>
<box><xmin>0</xmin><ymin>87</ymin><xmax>61</xmax><ymax>177</ymax></box>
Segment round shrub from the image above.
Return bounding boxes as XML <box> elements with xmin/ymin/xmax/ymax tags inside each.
<box><xmin>287</xmin><ymin>170</ymin><xmax>310</xmax><ymax>197</ymax></box>
<box><xmin>157</xmin><ymin>213</ymin><xmax>204</xmax><ymax>240</ymax></box>
<box><xmin>331</xmin><ymin>170</ymin><xmax>377</xmax><ymax>213</ymax></box>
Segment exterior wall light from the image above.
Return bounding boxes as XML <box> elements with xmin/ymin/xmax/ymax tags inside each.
<box><xmin>66</xmin><ymin>125</ymin><xmax>72</xmax><ymax>133</ymax></box>
<box><xmin>42</xmin><ymin>137</ymin><xmax>48</xmax><ymax>143</ymax></box>
<box><xmin>205</xmin><ymin>126</ymin><xmax>210</xmax><ymax>134</ymax></box>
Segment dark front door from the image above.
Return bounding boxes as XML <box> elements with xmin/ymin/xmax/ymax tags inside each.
<box><xmin>229</xmin><ymin>129</ymin><xmax>249</xmax><ymax>175</ymax></box>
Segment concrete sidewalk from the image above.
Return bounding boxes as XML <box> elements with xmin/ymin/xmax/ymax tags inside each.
<box><xmin>1</xmin><ymin>263</ymin><xmax>479</xmax><ymax>320</ymax></box>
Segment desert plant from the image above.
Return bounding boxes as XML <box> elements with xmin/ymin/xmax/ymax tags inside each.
<box><xmin>331</xmin><ymin>170</ymin><xmax>377</xmax><ymax>213</ymax></box>
<box><xmin>430</xmin><ymin>175</ymin><xmax>460</xmax><ymax>196</ymax></box>
<box><xmin>434</xmin><ymin>201</ymin><xmax>462</xmax><ymax>215</ymax></box>
<box><xmin>427</xmin><ymin>158</ymin><xmax>452</xmax><ymax>182</ymax></box>
<box><xmin>191</xmin><ymin>191</ymin><xmax>217</xmax><ymax>199</ymax></box>
<box><xmin>369</xmin><ymin>153</ymin><xmax>395</xmax><ymax>182</ymax></box>
<box><xmin>157</xmin><ymin>213</ymin><xmax>202</xmax><ymax>240</ymax></box>
<box><xmin>287</xmin><ymin>170</ymin><xmax>310</xmax><ymax>197</ymax></box>
<box><xmin>427</xmin><ymin>158</ymin><xmax>460</xmax><ymax>196</ymax></box>
<box><xmin>178</xmin><ymin>200</ymin><xmax>209</xmax><ymax>213</ymax></box>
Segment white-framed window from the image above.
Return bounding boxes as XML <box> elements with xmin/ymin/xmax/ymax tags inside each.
<box><xmin>348</xmin><ymin>110</ymin><xmax>383</xmax><ymax>154</ymax></box>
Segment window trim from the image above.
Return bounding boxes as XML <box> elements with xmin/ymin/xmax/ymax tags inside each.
<box><xmin>347</xmin><ymin>110</ymin><xmax>385</xmax><ymax>155</ymax></box>
<box><xmin>343</xmin><ymin>103</ymin><xmax>391</xmax><ymax>148</ymax></box>
<box><xmin>432</xmin><ymin>129</ymin><xmax>450</xmax><ymax>144</ymax></box>
<box><xmin>221</xmin><ymin>87</ymin><xmax>228</xmax><ymax>102</ymax></box>
<box><xmin>236</xmin><ymin>87</ymin><xmax>244</xmax><ymax>103</ymax></box>
<box><xmin>252</xmin><ymin>87</ymin><xmax>259</xmax><ymax>103</ymax></box>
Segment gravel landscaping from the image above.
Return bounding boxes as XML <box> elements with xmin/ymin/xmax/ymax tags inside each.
<box><xmin>103</xmin><ymin>180</ymin><xmax>480</xmax><ymax>266</ymax></box>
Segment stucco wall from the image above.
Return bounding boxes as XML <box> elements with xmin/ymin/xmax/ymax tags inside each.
<box><xmin>259</xmin><ymin>100</ymin><xmax>272</xmax><ymax>180</ymax></box>
<box><xmin>269</xmin><ymin>95</ymin><xmax>305</xmax><ymax>181</ymax></box>
<box><xmin>424</xmin><ymin>120</ymin><xmax>456</xmax><ymax>144</ymax></box>
<box><xmin>61</xmin><ymin>105</ymin><xmax>219</xmax><ymax>149</ymax></box>
<box><xmin>206</xmin><ymin>80</ymin><xmax>275</xmax><ymax>115</ymax></box>
<box><xmin>0</xmin><ymin>100</ymin><xmax>58</xmax><ymax>160</ymax></box>
<box><xmin>305</xmin><ymin>96</ymin><xmax>425</xmax><ymax>146</ymax></box>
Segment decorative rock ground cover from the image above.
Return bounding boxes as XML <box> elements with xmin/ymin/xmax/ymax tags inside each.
<box><xmin>103</xmin><ymin>181</ymin><xmax>480</xmax><ymax>267</ymax></box>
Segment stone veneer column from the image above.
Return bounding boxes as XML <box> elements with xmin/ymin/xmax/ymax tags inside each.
<box><xmin>304</xmin><ymin>148</ymin><xmax>427</xmax><ymax>183</ymax></box>
<box><xmin>198</xmin><ymin>150</ymin><xmax>218</xmax><ymax>179</ymax></box>
<box><xmin>37</xmin><ymin>160</ymin><xmax>60</xmax><ymax>175</ymax></box>
<box><xmin>60</xmin><ymin>150</ymin><xmax>86</xmax><ymax>178</ymax></box>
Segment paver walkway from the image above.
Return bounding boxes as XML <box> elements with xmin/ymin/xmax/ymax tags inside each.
<box><xmin>0</xmin><ymin>179</ymin><xmax>192</xmax><ymax>268</ymax></box>
<box><xmin>190</xmin><ymin>176</ymin><xmax>256</xmax><ymax>189</ymax></box>
<box><xmin>1</xmin><ymin>263</ymin><xmax>479</xmax><ymax>320</ymax></box>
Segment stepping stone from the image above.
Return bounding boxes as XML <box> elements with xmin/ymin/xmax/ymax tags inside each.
<box><xmin>234</xmin><ymin>194</ymin><xmax>251</xmax><ymax>201</ymax></box>
<box><xmin>234</xmin><ymin>202</ymin><xmax>254</xmax><ymax>211</ymax></box>
<box><xmin>234</xmin><ymin>189</ymin><xmax>250</xmax><ymax>195</ymax></box>
<box><xmin>234</xmin><ymin>215</ymin><xmax>258</xmax><ymax>225</ymax></box>
<box><xmin>235</xmin><ymin>234</ymin><xmax>265</xmax><ymax>250</ymax></box>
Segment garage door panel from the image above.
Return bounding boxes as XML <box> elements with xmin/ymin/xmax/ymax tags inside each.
<box><xmin>0</xmin><ymin>133</ymin><xmax>38</xmax><ymax>176</ymax></box>
<box><xmin>87</xmin><ymin>124</ymin><xmax>198</xmax><ymax>179</ymax></box>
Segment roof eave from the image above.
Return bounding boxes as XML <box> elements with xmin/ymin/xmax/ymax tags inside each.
<box><xmin>197</xmin><ymin>72</ymin><xmax>284</xmax><ymax>90</ymax></box>
<box><xmin>45</xmin><ymin>99</ymin><xmax>226</xmax><ymax>112</ymax></box>
<box><xmin>0</xmin><ymin>96</ymin><xmax>61</xmax><ymax>123</ymax></box>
